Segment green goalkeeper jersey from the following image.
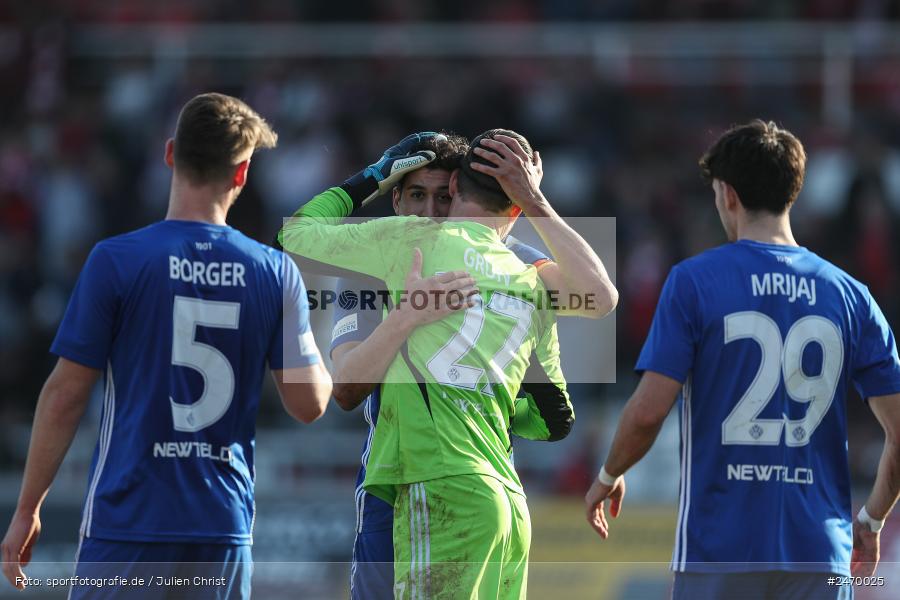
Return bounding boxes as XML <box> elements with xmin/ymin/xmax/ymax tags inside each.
<box><xmin>279</xmin><ymin>188</ymin><xmax>570</xmax><ymax>502</ymax></box>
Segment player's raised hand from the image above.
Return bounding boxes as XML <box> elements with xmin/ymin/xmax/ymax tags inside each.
<box><xmin>470</xmin><ymin>134</ymin><xmax>544</xmax><ymax>212</ymax></box>
<box><xmin>343</xmin><ymin>132</ymin><xmax>445</xmax><ymax>208</ymax></box>
<box><xmin>850</xmin><ymin>518</ymin><xmax>880</xmax><ymax>577</ymax></box>
<box><xmin>1</xmin><ymin>510</ymin><xmax>41</xmax><ymax>590</ymax></box>
<box><xmin>584</xmin><ymin>474</ymin><xmax>626</xmax><ymax>539</ymax></box>
<box><xmin>395</xmin><ymin>248</ymin><xmax>479</xmax><ymax>327</ymax></box>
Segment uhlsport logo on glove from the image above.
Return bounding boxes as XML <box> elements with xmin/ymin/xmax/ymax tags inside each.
<box><xmin>390</xmin><ymin>155</ymin><xmax>430</xmax><ymax>175</ymax></box>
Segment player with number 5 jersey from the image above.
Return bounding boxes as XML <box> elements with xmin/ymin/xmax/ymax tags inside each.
<box><xmin>0</xmin><ymin>93</ymin><xmax>332</xmax><ymax>599</ymax></box>
<box><xmin>585</xmin><ymin>121</ymin><xmax>900</xmax><ymax>600</ymax></box>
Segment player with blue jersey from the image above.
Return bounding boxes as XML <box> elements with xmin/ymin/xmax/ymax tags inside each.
<box><xmin>0</xmin><ymin>93</ymin><xmax>332</xmax><ymax>599</ymax></box>
<box><xmin>326</xmin><ymin>132</ymin><xmax>617</xmax><ymax>599</ymax></box>
<box><xmin>585</xmin><ymin>120</ymin><xmax>900</xmax><ymax>600</ymax></box>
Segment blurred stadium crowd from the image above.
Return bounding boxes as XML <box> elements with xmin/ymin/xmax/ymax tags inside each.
<box><xmin>2</xmin><ymin>5</ymin><xmax>900</xmax><ymax>495</ymax></box>
<box><xmin>5</xmin><ymin>1</ymin><xmax>900</xmax><ymax>22</ymax></box>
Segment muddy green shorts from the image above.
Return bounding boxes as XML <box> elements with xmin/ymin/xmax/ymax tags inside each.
<box><xmin>393</xmin><ymin>473</ymin><xmax>530</xmax><ymax>600</ymax></box>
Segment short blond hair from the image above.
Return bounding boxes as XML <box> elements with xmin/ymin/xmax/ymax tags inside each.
<box><xmin>174</xmin><ymin>92</ymin><xmax>278</xmax><ymax>184</ymax></box>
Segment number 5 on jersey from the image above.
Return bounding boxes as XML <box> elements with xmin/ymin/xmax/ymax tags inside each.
<box><xmin>722</xmin><ymin>311</ymin><xmax>843</xmax><ymax>447</ymax></box>
<box><xmin>170</xmin><ymin>296</ymin><xmax>241</xmax><ymax>432</ymax></box>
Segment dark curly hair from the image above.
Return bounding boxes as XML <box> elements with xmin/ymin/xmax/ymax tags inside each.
<box><xmin>397</xmin><ymin>131</ymin><xmax>469</xmax><ymax>189</ymax></box>
<box><xmin>458</xmin><ymin>128</ymin><xmax>533</xmax><ymax>213</ymax></box>
<box><xmin>699</xmin><ymin>120</ymin><xmax>806</xmax><ymax>215</ymax></box>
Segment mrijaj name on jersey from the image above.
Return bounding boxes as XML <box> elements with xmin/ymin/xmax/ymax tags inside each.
<box><xmin>727</xmin><ymin>463</ymin><xmax>814</xmax><ymax>485</ymax></box>
<box><xmin>153</xmin><ymin>441</ymin><xmax>234</xmax><ymax>463</ymax></box>
<box><xmin>169</xmin><ymin>256</ymin><xmax>247</xmax><ymax>287</ymax></box>
<box><xmin>751</xmin><ymin>272</ymin><xmax>816</xmax><ymax>305</ymax></box>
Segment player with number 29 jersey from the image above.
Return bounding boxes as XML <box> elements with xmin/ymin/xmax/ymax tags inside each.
<box><xmin>637</xmin><ymin>239</ymin><xmax>900</xmax><ymax>575</ymax></box>
<box><xmin>51</xmin><ymin>220</ymin><xmax>318</xmax><ymax>544</ymax></box>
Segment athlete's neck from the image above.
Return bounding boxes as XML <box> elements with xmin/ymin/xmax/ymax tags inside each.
<box><xmin>165</xmin><ymin>177</ymin><xmax>231</xmax><ymax>226</ymax></box>
<box><xmin>473</xmin><ymin>218</ymin><xmax>515</xmax><ymax>240</ymax></box>
<box><xmin>736</xmin><ymin>211</ymin><xmax>798</xmax><ymax>247</ymax></box>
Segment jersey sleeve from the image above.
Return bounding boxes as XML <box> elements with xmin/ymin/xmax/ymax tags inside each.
<box><xmin>268</xmin><ymin>256</ymin><xmax>320</xmax><ymax>370</ymax></box>
<box><xmin>277</xmin><ymin>187</ymin><xmax>413</xmax><ymax>281</ymax></box>
<box><xmin>510</xmin><ymin>392</ymin><xmax>549</xmax><ymax>441</ymax></box>
<box><xmin>510</xmin><ymin>350</ymin><xmax>572</xmax><ymax>442</ymax></box>
<box><xmin>524</xmin><ymin>318</ymin><xmax>574</xmax><ymax>441</ymax></box>
<box><xmin>851</xmin><ymin>290</ymin><xmax>900</xmax><ymax>399</ymax></box>
<box><xmin>635</xmin><ymin>264</ymin><xmax>699</xmax><ymax>384</ymax></box>
<box><xmin>50</xmin><ymin>244</ymin><xmax>119</xmax><ymax>370</ymax></box>
<box><xmin>329</xmin><ymin>277</ymin><xmax>383</xmax><ymax>357</ymax></box>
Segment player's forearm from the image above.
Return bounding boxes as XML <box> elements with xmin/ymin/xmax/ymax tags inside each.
<box><xmin>603</xmin><ymin>372</ymin><xmax>681</xmax><ymax>476</ymax></box>
<box><xmin>510</xmin><ymin>391</ymin><xmax>573</xmax><ymax>441</ymax></box>
<box><xmin>864</xmin><ymin>437</ymin><xmax>900</xmax><ymax>520</ymax></box>
<box><xmin>603</xmin><ymin>402</ymin><xmax>666</xmax><ymax>477</ymax></box>
<box><xmin>509</xmin><ymin>395</ymin><xmax>548</xmax><ymax>441</ymax></box>
<box><xmin>278</xmin><ymin>187</ymin><xmax>353</xmax><ymax>253</ymax></box>
<box><xmin>510</xmin><ymin>359</ymin><xmax>574</xmax><ymax>442</ymax></box>
<box><xmin>522</xmin><ymin>197</ymin><xmax>617</xmax><ymax>318</ymax></box>
<box><xmin>332</xmin><ymin>310</ymin><xmax>417</xmax><ymax>411</ymax></box>
<box><xmin>273</xmin><ymin>361</ymin><xmax>332</xmax><ymax>424</ymax></box>
<box><xmin>299</xmin><ymin>361</ymin><xmax>333</xmax><ymax>423</ymax></box>
<box><xmin>16</xmin><ymin>381</ymin><xmax>90</xmax><ymax>514</ymax></box>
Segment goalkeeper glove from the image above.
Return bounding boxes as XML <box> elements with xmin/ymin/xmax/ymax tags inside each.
<box><xmin>340</xmin><ymin>132</ymin><xmax>445</xmax><ymax>209</ymax></box>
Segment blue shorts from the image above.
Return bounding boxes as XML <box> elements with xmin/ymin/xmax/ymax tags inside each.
<box><xmin>69</xmin><ymin>537</ymin><xmax>251</xmax><ymax>600</ymax></box>
<box><xmin>673</xmin><ymin>571</ymin><xmax>853</xmax><ymax>600</ymax></box>
<box><xmin>350</xmin><ymin>527</ymin><xmax>393</xmax><ymax>600</ymax></box>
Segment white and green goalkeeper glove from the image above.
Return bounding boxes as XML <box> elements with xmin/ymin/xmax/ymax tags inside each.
<box><xmin>340</xmin><ymin>131</ymin><xmax>445</xmax><ymax>209</ymax></box>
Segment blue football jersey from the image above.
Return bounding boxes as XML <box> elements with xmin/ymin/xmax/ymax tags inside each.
<box><xmin>329</xmin><ymin>276</ymin><xmax>392</xmax><ymax>534</ymax></box>
<box><xmin>637</xmin><ymin>239</ymin><xmax>900</xmax><ymax>575</ymax></box>
<box><xmin>51</xmin><ymin>220</ymin><xmax>319</xmax><ymax>544</ymax></box>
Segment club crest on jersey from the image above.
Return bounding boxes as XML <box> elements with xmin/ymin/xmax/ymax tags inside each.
<box><xmin>751</xmin><ymin>272</ymin><xmax>817</xmax><ymax>306</ymax></box>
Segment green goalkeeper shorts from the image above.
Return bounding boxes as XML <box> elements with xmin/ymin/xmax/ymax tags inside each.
<box><xmin>393</xmin><ymin>473</ymin><xmax>530</xmax><ymax>600</ymax></box>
